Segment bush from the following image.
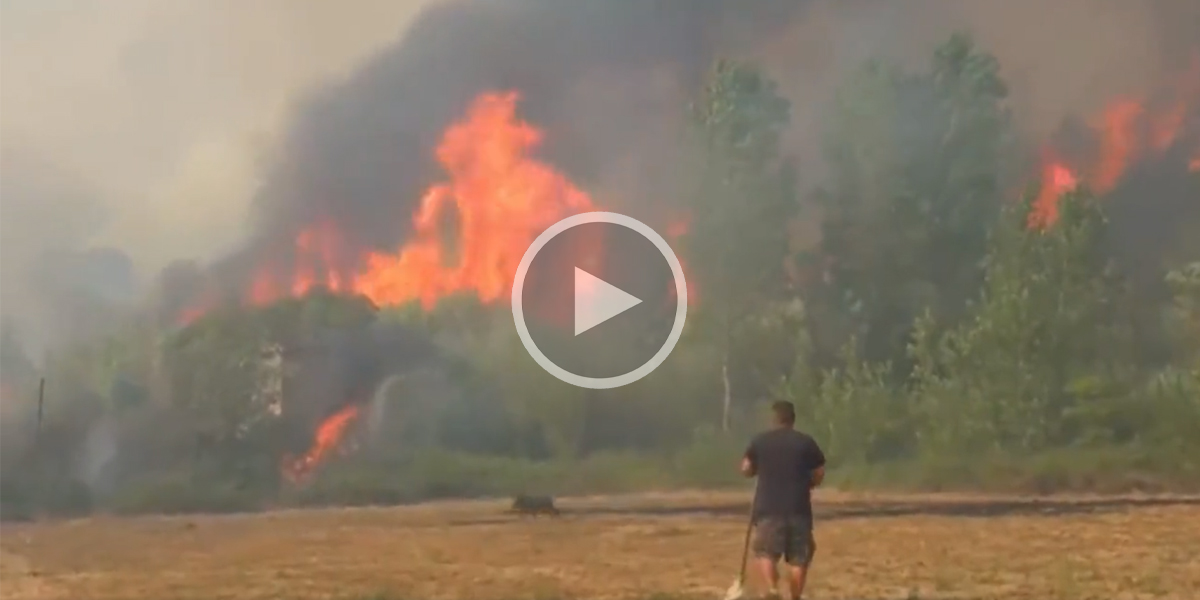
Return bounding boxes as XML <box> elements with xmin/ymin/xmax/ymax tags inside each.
<box><xmin>0</xmin><ymin>472</ymin><xmax>93</xmax><ymax>521</ymax></box>
<box><xmin>671</xmin><ymin>428</ymin><xmax>747</xmax><ymax>488</ymax></box>
<box><xmin>281</xmin><ymin>442</ymin><xmax>754</xmax><ymax>509</ymax></box>
<box><xmin>829</xmin><ymin>444</ymin><xmax>1200</xmax><ymax>494</ymax></box>
<box><xmin>106</xmin><ymin>472</ymin><xmax>262</xmax><ymax>515</ymax></box>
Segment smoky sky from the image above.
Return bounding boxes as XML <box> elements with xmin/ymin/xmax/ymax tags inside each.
<box><xmin>6</xmin><ymin>0</ymin><xmax>1199</xmax><ymax>354</ymax></box>
<box><xmin>247</xmin><ymin>0</ymin><xmax>812</xmax><ymax>254</ymax></box>
<box><xmin>245</xmin><ymin>0</ymin><xmax>1200</xmax><ymax>261</ymax></box>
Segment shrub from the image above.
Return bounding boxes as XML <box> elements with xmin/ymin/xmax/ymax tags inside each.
<box><xmin>106</xmin><ymin>472</ymin><xmax>261</xmax><ymax>515</ymax></box>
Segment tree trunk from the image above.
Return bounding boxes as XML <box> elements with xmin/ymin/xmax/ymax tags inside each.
<box><xmin>721</xmin><ymin>349</ymin><xmax>732</xmax><ymax>432</ymax></box>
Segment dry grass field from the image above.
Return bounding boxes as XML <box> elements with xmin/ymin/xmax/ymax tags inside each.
<box><xmin>2</xmin><ymin>491</ymin><xmax>1198</xmax><ymax>600</ymax></box>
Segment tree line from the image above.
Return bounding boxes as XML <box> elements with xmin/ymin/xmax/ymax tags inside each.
<box><xmin>2</xmin><ymin>34</ymin><xmax>1198</xmax><ymax>519</ymax></box>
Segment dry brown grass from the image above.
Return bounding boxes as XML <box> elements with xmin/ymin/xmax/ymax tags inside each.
<box><xmin>3</xmin><ymin>491</ymin><xmax>1199</xmax><ymax>600</ymax></box>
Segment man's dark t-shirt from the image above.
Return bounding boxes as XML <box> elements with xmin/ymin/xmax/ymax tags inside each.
<box><xmin>744</xmin><ymin>428</ymin><xmax>826</xmax><ymax>519</ymax></box>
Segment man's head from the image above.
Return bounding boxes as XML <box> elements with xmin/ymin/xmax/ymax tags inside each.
<box><xmin>770</xmin><ymin>400</ymin><xmax>796</xmax><ymax>428</ymax></box>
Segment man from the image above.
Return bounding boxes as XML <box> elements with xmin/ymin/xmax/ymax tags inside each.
<box><xmin>741</xmin><ymin>400</ymin><xmax>826</xmax><ymax>600</ymax></box>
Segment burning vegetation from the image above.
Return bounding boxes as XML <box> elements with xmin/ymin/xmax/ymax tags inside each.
<box><xmin>172</xmin><ymin>48</ymin><xmax>1200</xmax><ymax>486</ymax></box>
<box><xmin>282</xmin><ymin>403</ymin><xmax>362</xmax><ymax>483</ymax></box>
<box><xmin>1029</xmin><ymin>57</ymin><xmax>1200</xmax><ymax>229</ymax></box>
<box><xmin>177</xmin><ymin>91</ymin><xmax>598</xmax><ymax>326</ymax></box>
<box><xmin>6</xmin><ymin>1</ymin><xmax>1200</xmax><ymax>522</ymax></box>
<box><xmin>172</xmin><ymin>91</ymin><xmax>611</xmax><ymax>480</ymax></box>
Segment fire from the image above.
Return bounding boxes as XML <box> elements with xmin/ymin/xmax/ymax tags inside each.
<box><xmin>173</xmin><ymin>91</ymin><xmax>694</xmax><ymax>477</ymax></box>
<box><xmin>350</xmin><ymin>91</ymin><xmax>595</xmax><ymax>309</ymax></box>
<box><xmin>174</xmin><ymin>91</ymin><xmax>598</xmax><ymax>325</ymax></box>
<box><xmin>1030</xmin><ymin>59</ymin><xmax>1200</xmax><ymax>229</ymax></box>
<box><xmin>1028</xmin><ymin>159</ymin><xmax>1081</xmax><ymax>229</ymax></box>
<box><xmin>176</xmin><ymin>303</ymin><xmax>211</xmax><ymax>327</ymax></box>
<box><xmin>282</xmin><ymin>403</ymin><xmax>361</xmax><ymax>482</ymax></box>
<box><xmin>246</xmin><ymin>220</ymin><xmax>348</xmax><ymax>307</ymax></box>
<box><xmin>1091</xmin><ymin>100</ymin><xmax>1143</xmax><ymax>192</ymax></box>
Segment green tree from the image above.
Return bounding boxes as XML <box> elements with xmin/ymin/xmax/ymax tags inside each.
<box><xmin>161</xmin><ymin>292</ymin><xmax>377</xmax><ymax>481</ymax></box>
<box><xmin>910</xmin><ymin>188</ymin><xmax>1136</xmax><ymax>453</ymax></box>
<box><xmin>808</xmin><ymin>33</ymin><xmax>1012</xmax><ymax>369</ymax></box>
<box><xmin>684</xmin><ymin>58</ymin><xmax>797</xmax><ymax>431</ymax></box>
<box><xmin>1163</xmin><ymin>262</ymin><xmax>1200</xmax><ymax>364</ymax></box>
<box><xmin>1138</xmin><ymin>263</ymin><xmax>1200</xmax><ymax>455</ymax></box>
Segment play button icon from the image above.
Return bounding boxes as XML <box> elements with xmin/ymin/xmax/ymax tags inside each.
<box><xmin>574</xmin><ymin>267</ymin><xmax>642</xmax><ymax>336</ymax></box>
<box><xmin>512</xmin><ymin>211</ymin><xmax>688</xmax><ymax>389</ymax></box>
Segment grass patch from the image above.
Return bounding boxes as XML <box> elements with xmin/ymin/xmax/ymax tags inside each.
<box><xmin>6</xmin><ymin>438</ymin><xmax>1198</xmax><ymax>519</ymax></box>
<box><xmin>4</xmin><ymin>492</ymin><xmax>1196</xmax><ymax>600</ymax></box>
<box><xmin>829</xmin><ymin>443</ymin><xmax>1200</xmax><ymax>494</ymax></box>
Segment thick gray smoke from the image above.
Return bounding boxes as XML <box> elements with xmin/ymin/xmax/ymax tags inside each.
<box><xmin>1</xmin><ymin>0</ymin><xmax>441</xmax><ymax>355</ymax></box>
<box><xmin>0</xmin><ymin>146</ymin><xmax>141</xmax><ymax>356</ymax></box>
<box><xmin>4</xmin><ymin>0</ymin><xmax>1198</xmax><ymax>352</ymax></box>
<box><xmin>2</xmin><ymin>0</ymin><xmax>1196</xmax><ymax>507</ymax></box>
<box><xmin>244</xmin><ymin>0</ymin><xmax>810</xmax><ymax>255</ymax></box>
<box><xmin>239</xmin><ymin>0</ymin><xmax>1200</xmax><ymax>273</ymax></box>
<box><xmin>290</xmin><ymin>320</ymin><xmax>440</xmax><ymax>418</ymax></box>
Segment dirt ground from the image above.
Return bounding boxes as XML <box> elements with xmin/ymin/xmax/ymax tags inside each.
<box><xmin>2</xmin><ymin>490</ymin><xmax>1198</xmax><ymax>600</ymax></box>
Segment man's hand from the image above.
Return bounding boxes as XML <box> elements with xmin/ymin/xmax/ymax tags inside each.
<box><xmin>810</xmin><ymin>465</ymin><xmax>825</xmax><ymax>489</ymax></box>
<box><xmin>740</xmin><ymin>456</ymin><xmax>756</xmax><ymax>478</ymax></box>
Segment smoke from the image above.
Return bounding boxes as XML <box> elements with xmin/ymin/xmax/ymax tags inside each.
<box><xmin>287</xmin><ymin>320</ymin><xmax>440</xmax><ymax>430</ymax></box>
<box><xmin>77</xmin><ymin>417</ymin><xmax>120</xmax><ymax>496</ymax></box>
<box><xmin>3</xmin><ymin>0</ymin><xmax>1197</xmax><ymax>352</ymax></box>
<box><xmin>0</xmin><ymin>145</ymin><xmax>136</xmax><ymax>354</ymax></box>
<box><xmin>241</xmin><ymin>0</ymin><xmax>1200</xmax><ymax>267</ymax></box>
<box><xmin>0</xmin><ymin>0</ymin><xmax>442</xmax><ymax>351</ymax></box>
<box><xmin>243</xmin><ymin>0</ymin><xmax>811</xmax><ymax>254</ymax></box>
<box><xmin>2</xmin><ymin>0</ymin><xmax>1196</xmax><ymax>507</ymax></box>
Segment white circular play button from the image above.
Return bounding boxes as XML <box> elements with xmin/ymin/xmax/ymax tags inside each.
<box><xmin>573</xmin><ymin>267</ymin><xmax>643</xmax><ymax>336</ymax></box>
<box><xmin>511</xmin><ymin>211</ymin><xmax>688</xmax><ymax>389</ymax></box>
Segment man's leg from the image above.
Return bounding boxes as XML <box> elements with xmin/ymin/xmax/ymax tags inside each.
<box><xmin>783</xmin><ymin>519</ymin><xmax>816</xmax><ymax>600</ymax></box>
<box><xmin>750</xmin><ymin>518</ymin><xmax>784</xmax><ymax>597</ymax></box>
<box><xmin>784</xmin><ymin>564</ymin><xmax>808</xmax><ymax>600</ymax></box>
<box><xmin>756</xmin><ymin>556</ymin><xmax>780</xmax><ymax>597</ymax></box>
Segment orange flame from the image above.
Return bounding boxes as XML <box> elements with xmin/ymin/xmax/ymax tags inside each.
<box><xmin>1090</xmin><ymin>100</ymin><xmax>1143</xmax><ymax>192</ymax></box>
<box><xmin>246</xmin><ymin>221</ymin><xmax>348</xmax><ymax>307</ymax></box>
<box><xmin>350</xmin><ymin>91</ymin><xmax>595</xmax><ymax>309</ymax></box>
<box><xmin>1028</xmin><ymin>159</ymin><xmax>1081</xmax><ymax>229</ymax></box>
<box><xmin>176</xmin><ymin>303</ymin><xmax>213</xmax><ymax>327</ymax></box>
<box><xmin>173</xmin><ymin>90</ymin><xmax>696</xmax><ymax>476</ymax></box>
<box><xmin>1029</xmin><ymin>59</ymin><xmax>1200</xmax><ymax>229</ymax></box>
<box><xmin>173</xmin><ymin>91</ymin><xmax>606</xmax><ymax>325</ymax></box>
<box><xmin>283</xmin><ymin>404</ymin><xmax>361</xmax><ymax>483</ymax></box>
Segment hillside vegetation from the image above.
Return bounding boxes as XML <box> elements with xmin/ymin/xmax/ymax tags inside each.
<box><xmin>2</xmin><ymin>34</ymin><xmax>1199</xmax><ymax>519</ymax></box>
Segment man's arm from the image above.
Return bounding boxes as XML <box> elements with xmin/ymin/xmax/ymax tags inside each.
<box><xmin>740</xmin><ymin>456</ymin><xmax>756</xmax><ymax>477</ymax></box>
<box><xmin>810</xmin><ymin>465</ymin><xmax>825</xmax><ymax>488</ymax></box>
<box><xmin>741</xmin><ymin>441</ymin><xmax>757</xmax><ymax>478</ymax></box>
<box><xmin>809</xmin><ymin>440</ymin><xmax>827</xmax><ymax>488</ymax></box>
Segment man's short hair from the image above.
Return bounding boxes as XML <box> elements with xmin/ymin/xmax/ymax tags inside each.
<box><xmin>771</xmin><ymin>400</ymin><xmax>796</xmax><ymax>425</ymax></box>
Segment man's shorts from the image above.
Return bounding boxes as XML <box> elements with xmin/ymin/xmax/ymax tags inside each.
<box><xmin>752</xmin><ymin>515</ymin><xmax>816</xmax><ymax>566</ymax></box>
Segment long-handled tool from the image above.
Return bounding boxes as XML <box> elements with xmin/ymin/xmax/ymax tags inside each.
<box><xmin>723</xmin><ymin>492</ymin><xmax>757</xmax><ymax>600</ymax></box>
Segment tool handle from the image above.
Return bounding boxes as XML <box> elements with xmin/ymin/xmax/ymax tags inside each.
<box><xmin>736</xmin><ymin>493</ymin><xmax>755</xmax><ymax>582</ymax></box>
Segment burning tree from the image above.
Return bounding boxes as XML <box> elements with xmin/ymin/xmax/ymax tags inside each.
<box><xmin>7</xmin><ymin>23</ymin><xmax>1200</xmax><ymax>519</ymax></box>
<box><xmin>1029</xmin><ymin>56</ymin><xmax>1200</xmax><ymax>229</ymax></box>
<box><xmin>172</xmin><ymin>91</ymin><xmax>598</xmax><ymax>327</ymax></box>
<box><xmin>909</xmin><ymin>188</ymin><xmax>1136</xmax><ymax>453</ymax></box>
<box><xmin>161</xmin><ymin>291</ymin><xmax>377</xmax><ymax>483</ymax></box>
